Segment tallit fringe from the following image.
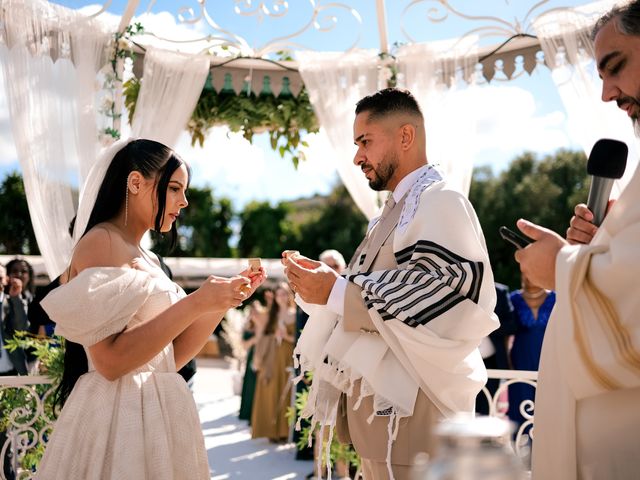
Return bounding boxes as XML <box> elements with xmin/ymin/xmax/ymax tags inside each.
<box><xmin>294</xmin><ymin>351</ymin><xmax>412</xmax><ymax>480</ymax></box>
<box><xmin>386</xmin><ymin>412</ymin><xmax>398</xmax><ymax>480</ymax></box>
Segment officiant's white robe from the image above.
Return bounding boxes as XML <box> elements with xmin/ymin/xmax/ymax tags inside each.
<box><xmin>532</xmin><ymin>164</ymin><xmax>640</xmax><ymax>480</ymax></box>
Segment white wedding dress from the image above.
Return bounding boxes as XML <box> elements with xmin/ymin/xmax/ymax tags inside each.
<box><xmin>36</xmin><ymin>267</ymin><xmax>209</xmax><ymax>480</ymax></box>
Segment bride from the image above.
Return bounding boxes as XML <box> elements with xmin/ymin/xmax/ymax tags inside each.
<box><xmin>36</xmin><ymin>138</ymin><xmax>265</xmax><ymax>479</ymax></box>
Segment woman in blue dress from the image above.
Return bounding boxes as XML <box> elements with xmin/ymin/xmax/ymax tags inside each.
<box><xmin>507</xmin><ymin>275</ymin><xmax>556</xmax><ymax>436</ymax></box>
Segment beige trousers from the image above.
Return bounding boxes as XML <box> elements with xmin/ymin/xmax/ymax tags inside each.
<box><xmin>360</xmin><ymin>459</ymin><xmax>412</xmax><ymax>480</ymax></box>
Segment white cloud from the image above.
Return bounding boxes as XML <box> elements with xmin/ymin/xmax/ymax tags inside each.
<box><xmin>472</xmin><ymin>85</ymin><xmax>573</xmax><ymax>169</ymax></box>
<box><xmin>176</xmin><ymin>127</ymin><xmax>266</xmax><ymax>193</ymax></box>
<box><xmin>171</xmin><ymin>127</ymin><xmax>336</xmax><ymax>208</ymax></box>
<box><xmin>131</xmin><ymin>11</ymin><xmax>218</xmax><ymax>54</ymax></box>
<box><xmin>79</xmin><ymin>4</ymin><xmax>223</xmax><ymax>54</ymax></box>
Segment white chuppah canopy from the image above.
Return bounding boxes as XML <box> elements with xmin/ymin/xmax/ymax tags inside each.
<box><xmin>0</xmin><ymin>0</ymin><xmax>111</xmax><ymax>278</ymax></box>
<box><xmin>2</xmin><ymin>0</ymin><xmax>639</xmax><ymax>277</ymax></box>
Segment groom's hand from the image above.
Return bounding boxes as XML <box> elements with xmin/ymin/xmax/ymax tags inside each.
<box><xmin>283</xmin><ymin>254</ymin><xmax>339</xmax><ymax>305</ymax></box>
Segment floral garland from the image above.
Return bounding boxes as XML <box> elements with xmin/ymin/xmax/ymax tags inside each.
<box><xmin>123</xmin><ymin>69</ymin><xmax>319</xmax><ymax>167</ymax></box>
<box><xmin>117</xmin><ymin>34</ymin><xmax>399</xmax><ymax>166</ymax></box>
<box><xmin>99</xmin><ymin>22</ymin><xmax>144</xmax><ymax>144</ymax></box>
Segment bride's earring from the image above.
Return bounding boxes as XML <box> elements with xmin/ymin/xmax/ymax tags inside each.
<box><xmin>124</xmin><ymin>181</ymin><xmax>129</xmax><ymax>227</ymax></box>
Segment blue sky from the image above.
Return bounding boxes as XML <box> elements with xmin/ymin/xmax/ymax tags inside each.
<box><xmin>0</xmin><ymin>0</ymin><xmax>593</xmax><ymax>209</ymax></box>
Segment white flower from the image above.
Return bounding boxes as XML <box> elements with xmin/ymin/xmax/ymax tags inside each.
<box><xmin>117</xmin><ymin>37</ymin><xmax>132</xmax><ymax>53</ymax></box>
<box><xmin>99</xmin><ymin>133</ymin><xmax>116</xmax><ymax>147</ymax></box>
<box><xmin>101</xmin><ymin>97</ymin><xmax>115</xmax><ymax>112</ymax></box>
<box><xmin>104</xmin><ymin>44</ymin><xmax>116</xmax><ymax>60</ymax></box>
<box><xmin>379</xmin><ymin>67</ymin><xmax>393</xmax><ymax>83</ymax></box>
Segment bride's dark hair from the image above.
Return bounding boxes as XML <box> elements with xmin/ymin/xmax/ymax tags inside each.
<box><xmin>55</xmin><ymin>139</ymin><xmax>190</xmax><ymax>408</ymax></box>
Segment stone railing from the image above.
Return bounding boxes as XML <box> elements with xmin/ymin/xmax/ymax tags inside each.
<box><xmin>0</xmin><ymin>376</ymin><xmax>56</xmax><ymax>480</ymax></box>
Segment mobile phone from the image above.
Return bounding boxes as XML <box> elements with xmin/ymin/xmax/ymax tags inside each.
<box><xmin>499</xmin><ymin>226</ymin><xmax>532</xmax><ymax>249</ymax></box>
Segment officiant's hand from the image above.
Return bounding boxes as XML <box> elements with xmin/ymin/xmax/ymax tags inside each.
<box><xmin>567</xmin><ymin>203</ymin><xmax>598</xmax><ymax>245</ymax></box>
<box><xmin>514</xmin><ymin>219</ymin><xmax>568</xmax><ymax>290</ymax></box>
<box><xmin>282</xmin><ymin>253</ymin><xmax>339</xmax><ymax>305</ymax></box>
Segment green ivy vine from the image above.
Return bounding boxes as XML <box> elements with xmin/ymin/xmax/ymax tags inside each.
<box><xmin>123</xmin><ymin>71</ymin><xmax>319</xmax><ymax>168</ymax></box>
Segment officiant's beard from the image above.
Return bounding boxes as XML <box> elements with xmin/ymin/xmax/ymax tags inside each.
<box><xmin>621</xmin><ymin>93</ymin><xmax>640</xmax><ymax>137</ymax></box>
<box><xmin>368</xmin><ymin>150</ymin><xmax>399</xmax><ymax>191</ymax></box>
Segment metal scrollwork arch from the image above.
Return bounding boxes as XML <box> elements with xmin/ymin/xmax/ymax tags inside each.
<box><xmin>138</xmin><ymin>0</ymin><xmax>363</xmax><ymax>55</ymax></box>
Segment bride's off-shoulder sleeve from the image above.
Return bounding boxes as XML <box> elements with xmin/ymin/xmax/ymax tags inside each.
<box><xmin>41</xmin><ymin>268</ymin><xmax>156</xmax><ymax>346</ymax></box>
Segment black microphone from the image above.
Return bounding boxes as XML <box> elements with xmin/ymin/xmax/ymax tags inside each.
<box><xmin>587</xmin><ymin>139</ymin><xmax>628</xmax><ymax>226</ymax></box>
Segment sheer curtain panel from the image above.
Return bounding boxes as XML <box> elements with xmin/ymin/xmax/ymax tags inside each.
<box><xmin>0</xmin><ymin>0</ymin><xmax>110</xmax><ymax>278</ymax></box>
<box><xmin>397</xmin><ymin>37</ymin><xmax>479</xmax><ymax>197</ymax></box>
<box><xmin>131</xmin><ymin>46</ymin><xmax>209</xmax><ymax>148</ymax></box>
<box><xmin>298</xmin><ymin>50</ymin><xmax>384</xmax><ymax>220</ymax></box>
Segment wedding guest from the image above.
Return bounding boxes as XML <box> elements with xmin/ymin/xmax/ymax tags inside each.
<box><xmin>251</xmin><ymin>282</ymin><xmax>296</xmax><ymax>442</ymax></box>
<box><xmin>507</xmin><ymin>275</ymin><xmax>555</xmax><ymax>434</ymax></box>
<box><xmin>476</xmin><ymin>282</ymin><xmax>517</xmax><ymax>415</ymax></box>
<box><xmin>0</xmin><ymin>264</ymin><xmax>14</xmax><ymax>376</ymax></box>
<box><xmin>29</xmin><ymin>219</ymin><xmax>75</xmax><ymax>338</ymax></box>
<box><xmin>2</xmin><ymin>258</ymin><xmax>35</xmax><ymax>374</ymax></box>
<box><xmin>238</xmin><ymin>299</ymin><xmax>267</xmax><ymax>423</ymax></box>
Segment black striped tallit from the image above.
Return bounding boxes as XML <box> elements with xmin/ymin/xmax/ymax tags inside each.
<box><xmin>347</xmin><ymin>240</ymin><xmax>484</xmax><ymax>328</ymax></box>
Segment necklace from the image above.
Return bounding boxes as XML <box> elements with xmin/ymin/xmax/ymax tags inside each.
<box><xmin>522</xmin><ymin>288</ymin><xmax>547</xmax><ymax>299</ymax></box>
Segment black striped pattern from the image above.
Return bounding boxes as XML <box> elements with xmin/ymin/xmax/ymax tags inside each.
<box><xmin>348</xmin><ymin>240</ymin><xmax>484</xmax><ymax>328</ymax></box>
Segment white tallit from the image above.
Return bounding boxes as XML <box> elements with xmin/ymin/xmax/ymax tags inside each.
<box><xmin>294</xmin><ymin>169</ymin><xmax>499</xmax><ymax>465</ymax></box>
<box><xmin>532</xmin><ymin>162</ymin><xmax>640</xmax><ymax>480</ymax></box>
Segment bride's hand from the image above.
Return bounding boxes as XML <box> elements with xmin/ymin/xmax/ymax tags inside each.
<box><xmin>237</xmin><ymin>267</ymin><xmax>267</xmax><ymax>295</ymax></box>
<box><xmin>195</xmin><ymin>275</ymin><xmax>252</xmax><ymax>311</ymax></box>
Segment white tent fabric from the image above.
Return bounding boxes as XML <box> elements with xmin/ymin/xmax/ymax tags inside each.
<box><xmin>131</xmin><ymin>46</ymin><xmax>209</xmax><ymax>148</ymax></box>
<box><xmin>397</xmin><ymin>36</ymin><xmax>480</xmax><ymax>197</ymax></box>
<box><xmin>298</xmin><ymin>50</ymin><xmax>385</xmax><ymax>220</ymax></box>
<box><xmin>533</xmin><ymin>0</ymin><xmax>640</xmax><ymax>195</ymax></box>
<box><xmin>0</xmin><ymin>0</ymin><xmax>110</xmax><ymax>278</ymax></box>
<box><xmin>299</xmin><ymin>40</ymin><xmax>480</xmax><ymax>221</ymax></box>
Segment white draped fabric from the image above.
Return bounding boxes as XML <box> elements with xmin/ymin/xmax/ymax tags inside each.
<box><xmin>397</xmin><ymin>37</ymin><xmax>479</xmax><ymax>197</ymax></box>
<box><xmin>0</xmin><ymin>0</ymin><xmax>110</xmax><ymax>278</ymax></box>
<box><xmin>533</xmin><ymin>0</ymin><xmax>640</xmax><ymax>195</ymax></box>
<box><xmin>131</xmin><ymin>46</ymin><xmax>209</xmax><ymax>148</ymax></box>
<box><xmin>298</xmin><ymin>50</ymin><xmax>384</xmax><ymax>220</ymax></box>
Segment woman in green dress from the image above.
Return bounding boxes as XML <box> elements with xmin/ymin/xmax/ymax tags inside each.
<box><xmin>239</xmin><ymin>300</ymin><xmax>267</xmax><ymax>422</ymax></box>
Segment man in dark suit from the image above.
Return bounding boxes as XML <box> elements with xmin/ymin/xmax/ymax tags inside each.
<box><xmin>476</xmin><ymin>283</ymin><xmax>517</xmax><ymax>415</ymax></box>
<box><xmin>0</xmin><ymin>263</ymin><xmax>29</xmax><ymax>376</ymax></box>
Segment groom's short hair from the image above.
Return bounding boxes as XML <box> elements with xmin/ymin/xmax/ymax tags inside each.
<box><xmin>355</xmin><ymin>88</ymin><xmax>423</xmax><ymax>121</ymax></box>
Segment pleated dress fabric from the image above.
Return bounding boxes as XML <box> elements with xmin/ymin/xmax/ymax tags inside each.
<box><xmin>35</xmin><ymin>267</ymin><xmax>209</xmax><ymax>480</ymax></box>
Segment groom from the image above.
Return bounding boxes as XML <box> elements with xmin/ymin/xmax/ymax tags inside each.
<box><xmin>284</xmin><ymin>88</ymin><xmax>498</xmax><ymax>479</ymax></box>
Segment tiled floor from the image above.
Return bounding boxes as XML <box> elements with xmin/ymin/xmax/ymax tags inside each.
<box><xmin>192</xmin><ymin>357</ymin><xmax>314</xmax><ymax>480</ymax></box>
